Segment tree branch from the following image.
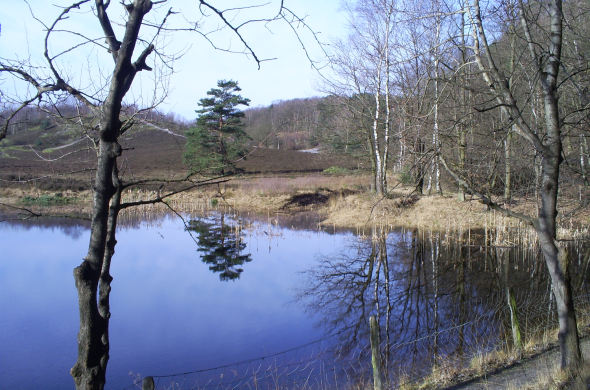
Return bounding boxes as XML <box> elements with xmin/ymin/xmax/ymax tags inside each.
<box><xmin>95</xmin><ymin>0</ymin><xmax>121</xmax><ymax>61</ymax></box>
<box><xmin>119</xmin><ymin>179</ymin><xmax>230</xmax><ymax>210</ymax></box>
<box><xmin>0</xmin><ymin>203</ymin><xmax>42</xmax><ymax>219</ymax></box>
<box><xmin>439</xmin><ymin>154</ymin><xmax>535</xmax><ymax>226</ymax></box>
<box><xmin>199</xmin><ymin>0</ymin><xmax>275</xmax><ymax>69</ymax></box>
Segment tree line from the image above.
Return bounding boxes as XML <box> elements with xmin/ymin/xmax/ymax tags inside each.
<box><xmin>319</xmin><ymin>0</ymin><xmax>589</xmax><ymax>370</ymax></box>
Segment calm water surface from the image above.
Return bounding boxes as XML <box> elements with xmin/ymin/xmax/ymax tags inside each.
<box><xmin>3</xmin><ymin>213</ymin><xmax>587</xmax><ymax>389</ymax></box>
<box><xmin>0</xmin><ymin>213</ymin><xmax>350</xmax><ymax>389</ymax></box>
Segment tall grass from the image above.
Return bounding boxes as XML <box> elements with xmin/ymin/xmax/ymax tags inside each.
<box><xmin>230</xmin><ymin>174</ymin><xmax>370</xmax><ymax>196</ymax></box>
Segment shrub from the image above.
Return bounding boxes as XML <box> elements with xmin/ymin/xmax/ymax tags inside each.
<box><xmin>20</xmin><ymin>194</ymin><xmax>75</xmax><ymax>207</ymax></box>
<box><xmin>399</xmin><ymin>168</ymin><xmax>414</xmax><ymax>186</ymax></box>
<box><xmin>39</xmin><ymin>119</ymin><xmax>51</xmax><ymax>131</ymax></box>
<box><xmin>323</xmin><ymin>166</ymin><xmax>350</xmax><ymax>175</ymax></box>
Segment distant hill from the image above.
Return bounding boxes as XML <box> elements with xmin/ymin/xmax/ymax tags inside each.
<box><xmin>0</xmin><ymin>105</ymin><xmax>366</xmax><ymax>191</ymax></box>
<box><xmin>243</xmin><ymin>97</ymin><xmax>324</xmax><ymax>151</ymax></box>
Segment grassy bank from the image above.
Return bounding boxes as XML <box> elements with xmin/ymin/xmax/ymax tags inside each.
<box><xmin>2</xmin><ymin>174</ymin><xmax>589</xmax><ymax>235</ymax></box>
<box><xmin>385</xmin><ymin>301</ymin><xmax>590</xmax><ymax>390</ymax></box>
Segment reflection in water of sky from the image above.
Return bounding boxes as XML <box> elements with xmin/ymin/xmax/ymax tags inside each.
<box><xmin>0</xmin><ymin>214</ymin><xmax>350</xmax><ymax>390</ymax></box>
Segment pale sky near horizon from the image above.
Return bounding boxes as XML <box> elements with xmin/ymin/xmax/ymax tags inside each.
<box><xmin>0</xmin><ymin>0</ymin><xmax>349</xmax><ymax>122</ymax></box>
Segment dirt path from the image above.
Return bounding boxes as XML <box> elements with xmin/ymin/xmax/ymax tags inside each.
<box><xmin>445</xmin><ymin>339</ymin><xmax>590</xmax><ymax>389</ymax></box>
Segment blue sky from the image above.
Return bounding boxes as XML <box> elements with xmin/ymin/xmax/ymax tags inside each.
<box><xmin>0</xmin><ymin>0</ymin><xmax>348</xmax><ymax>121</ymax></box>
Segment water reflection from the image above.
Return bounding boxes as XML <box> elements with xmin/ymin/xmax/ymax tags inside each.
<box><xmin>187</xmin><ymin>213</ymin><xmax>252</xmax><ymax>281</ymax></box>
<box><xmin>0</xmin><ymin>213</ymin><xmax>341</xmax><ymax>390</ymax></box>
<box><xmin>2</xmin><ymin>213</ymin><xmax>588</xmax><ymax>389</ymax></box>
<box><xmin>1</xmin><ymin>215</ymin><xmax>90</xmax><ymax>239</ymax></box>
<box><xmin>296</xmin><ymin>227</ymin><xmax>590</xmax><ymax>383</ymax></box>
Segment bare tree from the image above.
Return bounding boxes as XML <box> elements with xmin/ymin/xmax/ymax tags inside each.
<box><xmin>0</xmin><ymin>1</ymin><xmax>317</xmax><ymax>388</ymax></box>
<box><xmin>440</xmin><ymin>0</ymin><xmax>586</xmax><ymax>368</ymax></box>
<box><xmin>321</xmin><ymin>0</ymin><xmax>401</xmax><ymax>195</ymax></box>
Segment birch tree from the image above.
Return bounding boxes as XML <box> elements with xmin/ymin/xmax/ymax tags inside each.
<box><xmin>323</xmin><ymin>0</ymin><xmax>398</xmax><ymax>195</ymax></box>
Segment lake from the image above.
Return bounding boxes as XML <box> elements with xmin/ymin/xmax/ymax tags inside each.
<box><xmin>0</xmin><ymin>212</ymin><xmax>353</xmax><ymax>389</ymax></box>
<box><xmin>1</xmin><ymin>212</ymin><xmax>588</xmax><ymax>389</ymax></box>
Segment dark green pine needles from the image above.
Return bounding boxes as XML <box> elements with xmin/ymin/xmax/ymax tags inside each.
<box><xmin>184</xmin><ymin>80</ymin><xmax>251</xmax><ymax>176</ymax></box>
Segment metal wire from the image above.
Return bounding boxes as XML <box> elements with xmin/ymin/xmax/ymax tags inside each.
<box><xmin>122</xmin><ymin>290</ymin><xmax>590</xmax><ymax>390</ymax></box>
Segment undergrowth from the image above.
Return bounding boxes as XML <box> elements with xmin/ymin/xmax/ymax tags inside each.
<box><xmin>20</xmin><ymin>193</ymin><xmax>76</xmax><ymax>207</ymax></box>
<box><xmin>323</xmin><ymin>166</ymin><xmax>351</xmax><ymax>175</ymax></box>
<box><xmin>399</xmin><ymin>308</ymin><xmax>590</xmax><ymax>390</ymax></box>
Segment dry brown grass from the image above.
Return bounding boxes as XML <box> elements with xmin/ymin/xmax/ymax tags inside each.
<box><xmin>2</xmin><ymin>174</ymin><xmax>589</xmax><ymax>237</ymax></box>
<box><xmin>403</xmin><ymin>308</ymin><xmax>590</xmax><ymax>390</ymax></box>
<box><xmin>415</xmin><ymin>356</ymin><xmax>465</xmax><ymax>389</ymax></box>
<box><xmin>469</xmin><ymin>348</ymin><xmax>514</xmax><ymax>377</ymax></box>
<box><xmin>523</xmin><ymin>328</ymin><xmax>559</xmax><ymax>355</ymax></box>
<box><xmin>165</xmin><ymin>176</ymin><xmax>508</xmax><ymax>232</ymax></box>
<box><xmin>230</xmin><ymin>174</ymin><xmax>370</xmax><ymax>196</ymax></box>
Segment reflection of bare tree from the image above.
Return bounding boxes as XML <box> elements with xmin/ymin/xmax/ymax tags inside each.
<box><xmin>296</xmin><ymin>228</ymin><xmax>582</xmax><ymax>379</ymax></box>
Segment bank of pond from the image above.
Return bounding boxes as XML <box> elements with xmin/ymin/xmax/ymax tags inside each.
<box><xmin>0</xmin><ymin>211</ymin><xmax>588</xmax><ymax>389</ymax></box>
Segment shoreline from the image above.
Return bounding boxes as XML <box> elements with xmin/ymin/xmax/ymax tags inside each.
<box><xmin>2</xmin><ymin>185</ymin><xmax>590</xmax><ymax>389</ymax></box>
<box><xmin>2</xmin><ymin>184</ymin><xmax>588</xmax><ymax>234</ymax></box>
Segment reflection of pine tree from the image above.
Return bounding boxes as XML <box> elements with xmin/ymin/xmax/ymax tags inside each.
<box><xmin>187</xmin><ymin>213</ymin><xmax>251</xmax><ymax>281</ymax></box>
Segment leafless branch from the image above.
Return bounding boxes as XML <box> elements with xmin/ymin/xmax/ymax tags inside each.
<box><xmin>439</xmin><ymin>154</ymin><xmax>534</xmax><ymax>226</ymax></box>
<box><xmin>119</xmin><ymin>179</ymin><xmax>231</xmax><ymax>209</ymax></box>
<box><xmin>0</xmin><ymin>203</ymin><xmax>42</xmax><ymax>219</ymax></box>
<box><xmin>27</xmin><ymin>144</ymin><xmax>94</xmax><ymax>162</ymax></box>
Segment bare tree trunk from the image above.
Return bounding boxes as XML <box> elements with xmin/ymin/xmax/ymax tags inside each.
<box><xmin>372</xmin><ymin>69</ymin><xmax>384</xmax><ymax>196</ymax></box>
<box><xmin>432</xmin><ymin>2</ymin><xmax>442</xmax><ymax>195</ymax></box>
<box><xmin>534</xmin><ymin>0</ymin><xmax>581</xmax><ymax>367</ymax></box>
<box><xmin>537</xmin><ymin>230</ymin><xmax>580</xmax><ymax>367</ymax></box>
<box><xmin>458</xmin><ymin>127</ymin><xmax>466</xmax><ymax>201</ymax></box>
<box><xmin>368</xmin><ymin>136</ymin><xmax>378</xmax><ymax>193</ymax></box>
<box><xmin>96</xmin><ymin>165</ymin><xmax>121</xmax><ymax>384</ymax></box>
<box><xmin>534</xmin><ymin>95</ymin><xmax>581</xmax><ymax>366</ymax></box>
<box><xmin>504</xmin><ymin>129</ymin><xmax>512</xmax><ymax>202</ymax></box>
<box><xmin>464</xmin><ymin>0</ymin><xmax>582</xmax><ymax>368</ymax></box>
<box><xmin>505</xmin><ymin>10</ymin><xmax>517</xmax><ymax>203</ymax></box>
<box><xmin>582</xmin><ymin>136</ymin><xmax>589</xmax><ymax>186</ymax></box>
<box><xmin>70</xmin><ymin>2</ymin><xmax>156</xmax><ymax>387</ymax></box>
<box><xmin>457</xmin><ymin>9</ymin><xmax>468</xmax><ymax>202</ymax></box>
<box><xmin>416</xmin><ymin>136</ymin><xmax>425</xmax><ymax>194</ymax></box>
<box><xmin>383</xmin><ymin>62</ymin><xmax>391</xmax><ymax>194</ymax></box>
<box><xmin>71</xmin><ymin>140</ymin><xmax>120</xmax><ymax>390</ymax></box>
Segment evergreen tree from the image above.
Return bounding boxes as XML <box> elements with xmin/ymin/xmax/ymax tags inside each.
<box><xmin>184</xmin><ymin>80</ymin><xmax>251</xmax><ymax>175</ymax></box>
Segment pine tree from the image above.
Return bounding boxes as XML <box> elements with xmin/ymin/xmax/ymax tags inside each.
<box><xmin>184</xmin><ymin>80</ymin><xmax>251</xmax><ymax>175</ymax></box>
